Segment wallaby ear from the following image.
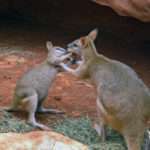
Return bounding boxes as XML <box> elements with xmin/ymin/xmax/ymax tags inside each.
<box><xmin>88</xmin><ymin>28</ymin><xmax>98</xmax><ymax>41</ymax></box>
<box><xmin>46</xmin><ymin>41</ymin><xmax>53</xmax><ymax>51</ymax></box>
<box><xmin>80</xmin><ymin>37</ymin><xmax>88</xmax><ymax>47</ymax></box>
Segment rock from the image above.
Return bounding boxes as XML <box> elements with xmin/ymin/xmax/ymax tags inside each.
<box><xmin>93</xmin><ymin>0</ymin><xmax>150</xmax><ymax>22</ymax></box>
<box><xmin>0</xmin><ymin>131</ymin><xmax>88</xmax><ymax>150</ymax></box>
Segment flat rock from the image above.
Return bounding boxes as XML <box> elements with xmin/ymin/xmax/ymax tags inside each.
<box><xmin>0</xmin><ymin>131</ymin><xmax>88</xmax><ymax>150</ymax></box>
<box><xmin>93</xmin><ymin>0</ymin><xmax>150</xmax><ymax>22</ymax></box>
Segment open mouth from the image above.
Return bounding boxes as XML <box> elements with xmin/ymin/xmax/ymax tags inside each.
<box><xmin>66</xmin><ymin>47</ymin><xmax>82</xmax><ymax>65</ymax></box>
<box><xmin>67</xmin><ymin>47</ymin><xmax>81</xmax><ymax>55</ymax></box>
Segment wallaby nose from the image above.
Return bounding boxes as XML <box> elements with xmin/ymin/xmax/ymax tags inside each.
<box><xmin>67</xmin><ymin>43</ymin><xmax>75</xmax><ymax>53</ymax></box>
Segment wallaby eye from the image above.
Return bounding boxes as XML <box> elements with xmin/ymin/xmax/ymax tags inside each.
<box><xmin>67</xmin><ymin>41</ymin><xmax>79</xmax><ymax>48</ymax></box>
<box><xmin>73</xmin><ymin>43</ymin><xmax>78</xmax><ymax>47</ymax></box>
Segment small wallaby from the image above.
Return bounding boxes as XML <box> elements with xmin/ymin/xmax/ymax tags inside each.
<box><xmin>60</xmin><ymin>29</ymin><xmax>150</xmax><ymax>150</ymax></box>
<box><xmin>5</xmin><ymin>41</ymin><xmax>71</xmax><ymax>130</ymax></box>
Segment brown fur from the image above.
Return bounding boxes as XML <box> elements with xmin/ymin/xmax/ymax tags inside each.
<box><xmin>60</xmin><ymin>29</ymin><xmax>150</xmax><ymax>150</ymax></box>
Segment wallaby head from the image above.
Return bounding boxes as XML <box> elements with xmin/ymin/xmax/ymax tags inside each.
<box><xmin>67</xmin><ymin>29</ymin><xmax>99</xmax><ymax>60</ymax></box>
<box><xmin>46</xmin><ymin>41</ymin><xmax>68</xmax><ymax>65</ymax></box>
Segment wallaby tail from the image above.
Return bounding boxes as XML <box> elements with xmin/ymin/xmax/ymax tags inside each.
<box><xmin>0</xmin><ymin>95</ymin><xmax>21</xmax><ymax>112</ymax></box>
<box><xmin>0</xmin><ymin>106</ymin><xmax>19</xmax><ymax>112</ymax></box>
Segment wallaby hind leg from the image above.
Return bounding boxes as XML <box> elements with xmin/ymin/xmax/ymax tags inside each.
<box><xmin>123</xmin><ymin>127</ymin><xmax>144</xmax><ymax>150</ymax></box>
<box><xmin>95</xmin><ymin>97</ymin><xmax>106</xmax><ymax>142</ymax></box>
<box><xmin>36</xmin><ymin>100</ymin><xmax>64</xmax><ymax>114</ymax></box>
<box><xmin>145</xmin><ymin>130</ymin><xmax>150</xmax><ymax>150</ymax></box>
<box><xmin>25</xmin><ymin>93</ymin><xmax>51</xmax><ymax>131</ymax></box>
<box><xmin>124</xmin><ymin>135</ymin><xmax>142</xmax><ymax>150</ymax></box>
<box><xmin>94</xmin><ymin>122</ymin><xmax>106</xmax><ymax>142</ymax></box>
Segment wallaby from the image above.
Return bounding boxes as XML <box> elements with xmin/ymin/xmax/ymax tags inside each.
<box><xmin>60</xmin><ymin>29</ymin><xmax>150</xmax><ymax>150</ymax></box>
<box><xmin>5</xmin><ymin>41</ymin><xmax>71</xmax><ymax>130</ymax></box>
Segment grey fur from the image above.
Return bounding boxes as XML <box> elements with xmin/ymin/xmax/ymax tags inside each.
<box><xmin>7</xmin><ymin>41</ymin><xmax>71</xmax><ymax>130</ymax></box>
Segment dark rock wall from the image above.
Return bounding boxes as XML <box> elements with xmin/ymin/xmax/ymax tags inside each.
<box><xmin>0</xmin><ymin>0</ymin><xmax>149</xmax><ymax>52</ymax></box>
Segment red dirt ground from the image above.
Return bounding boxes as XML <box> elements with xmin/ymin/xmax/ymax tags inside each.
<box><xmin>0</xmin><ymin>26</ymin><xmax>149</xmax><ymax>127</ymax></box>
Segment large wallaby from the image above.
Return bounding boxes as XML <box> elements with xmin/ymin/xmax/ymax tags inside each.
<box><xmin>5</xmin><ymin>41</ymin><xmax>71</xmax><ymax>130</ymax></box>
<box><xmin>60</xmin><ymin>29</ymin><xmax>150</xmax><ymax>150</ymax></box>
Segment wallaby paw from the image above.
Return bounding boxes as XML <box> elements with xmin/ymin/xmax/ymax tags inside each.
<box><xmin>93</xmin><ymin>123</ymin><xmax>106</xmax><ymax>142</ymax></box>
<box><xmin>28</xmin><ymin>121</ymin><xmax>52</xmax><ymax>131</ymax></box>
<box><xmin>0</xmin><ymin>106</ymin><xmax>17</xmax><ymax>112</ymax></box>
<box><xmin>53</xmin><ymin>110</ymin><xmax>65</xmax><ymax>114</ymax></box>
<box><xmin>94</xmin><ymin>123</ymin><xmax>101</xmax><ymax>135</ymax></box>
<box><xmin>37</xmin><ymin>108</ymin><xmax>65</xmax><ymax>114</ymax></box>
<box><xmin>38</xmin><ymin>125</ymin><xmax>52</xmax><ymax>131</ymax></box>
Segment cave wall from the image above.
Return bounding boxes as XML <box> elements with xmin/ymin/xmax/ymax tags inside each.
<box><xmin>0</xmin><ymin>0</ymin><xmax>149</xmax><ymax>52</ymax></box>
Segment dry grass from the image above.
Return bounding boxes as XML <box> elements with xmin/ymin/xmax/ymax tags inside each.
<box><xmin>0</xmin><ymin>112</ymin><xmax>148</xmax><ymax>150</ymax></box>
